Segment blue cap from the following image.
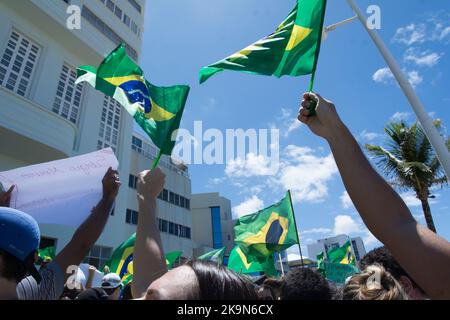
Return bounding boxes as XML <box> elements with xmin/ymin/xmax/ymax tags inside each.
<box><xmin>0</xmin><ymin>207</ymin><xmax>40</xmax><ymax>261</ymax></box>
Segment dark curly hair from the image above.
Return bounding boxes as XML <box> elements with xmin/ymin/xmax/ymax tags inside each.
<box><xmin>281</xmin><ymin>268</ymin><xmax>332</xmax><ymax>300</ymax></box>
<box><xmin>359</xmin><ymin>246</ymin><xmax>423</xmax><ymax>292</ymax></box>
<box><xmin>186</xmin><ymin>260</ymin><xmax>258</xmax><ymax>300</ymax></box>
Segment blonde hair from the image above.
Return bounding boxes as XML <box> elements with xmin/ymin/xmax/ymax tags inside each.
<box><xmin>342</xmin><ymin>264</ymin><xmax>408</xmax><ymax>300</ymax></box>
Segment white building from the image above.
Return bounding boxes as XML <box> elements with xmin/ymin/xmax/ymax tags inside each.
<box><xmin>128</xmin><ymin>132</ymin><xmax>193</xmax><ymax>261</ymax></box>
<box><xmin>0</xmin><ymin>0</ymin><xmax>197</xmax><ymax>268</ymax></box>
<box><xmin>307</xmin><ymin>235</ymin><xmax>367</xmax><ymax>262</ymax></box>
<box><xmin>191</xmin><ymin>193</ymin><xmax>235</xmax><ymax>259</ymax></box>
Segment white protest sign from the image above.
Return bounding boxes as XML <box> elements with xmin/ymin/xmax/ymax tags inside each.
<box><xmin>0</xmin><ymin>148</ymin><xmax>118</xmax><ymax>226</ymax></box>
<box><xmin>79</xmin><ymin>263</ymin><xmax>104</xmax><ymax>288</ymax></box>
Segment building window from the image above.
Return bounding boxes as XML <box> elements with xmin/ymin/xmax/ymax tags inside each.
<box><xmin>211</xmin><ymin>206</ymin><xmax>222</xmax><ymax>248</ymax></box>
<box><xmin>98</xmin><ymin>95</ymin><xmax>121</xmax><ymax>152</ymax></box>
<box><xmin>125</xmin><ymin>209</ymin><xmax>139</xmax><ymax>225</ymax></box>
<box><xmin>351</xmin><ymin>240</ymin><xmax>360</xmax><ymax>261</ymax></box>
<box><xmin>179</xmin><ymin>196</ymin><xmax>185</xmax><ymax>208</ymax></box>
<box><xmin>132</xmin><ymin>136</ymin><xmax>142</xmax><ymax>152</ymax></box>
<box><xmin>52</xmin><ymin>63</ymin><xmax>84</xmax><ymax>125</ymax></box>
<box><xmin>162</xmin><ymin>189</ymin><xmax>168</xmax><ymax>201</ymax></box>
<box><xmin>106</xmin><ymin>0</ymin><xmax>115</xmax><ymax>12</ymax></box>
<box><xmin>185</xmin><ymin>199</ymin><xmax>190</xmax><ymax>210</ymax></box>
<box><xmin>0</xmin><ymin>30</ymin><xmax>40</xmax><ymax>97</ymax></box>
<box><xmin>131</xmin><ymin>21</ymin><xmax>138</xmax><ymax>35</ymax></box>
<box><xmin>123</xmin><ymin>14</ymin><xmax>131</xmax><ymax>27</ymax></box>
<box><xmin>83</xmin><ymin>245</ymin><xmax>112</xmax><ymax>269</ymax></box>
<box><xmin>174</xmin><ymin>194</ymin><xmax>180</xmax><ymax>206</ymax></box>
<box><xmin>169</xmin><ymin>192</ymin><xmax>175</xmax><ymax>204</ymax></box>
<box><xmin>81</xmin><ymin>6</ymin><xmax>138</xmax><ymax>60</ymax></box>
<box><xmin>128</xmin><ymin>174</ymin><xmax>138</xmax><ymax>189</ymax></box>
<box><xmin>128</xmin><ymin>0</ymin><xmax>142</xmax><ymax>13</ymax></box>
<box><xmin>169</xmin><ymin>222</ymin><xmax>175</xmax><ymax>235</ymax></box>
<box><xmin>114</xmin><ymin>6</ymin><xmax>122</xmax><ymax>19</ymax></box>
<box><xmin>161</xmin><ymin>219</ymin><xmax>168</xmax><ymax>232</ymax></box>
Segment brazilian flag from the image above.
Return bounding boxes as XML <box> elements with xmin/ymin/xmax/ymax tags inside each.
<box><xmin>199</xmin><ymin>0</ymin><xmax>327</xmax><ymax>83</ymax></box>
<box><xmin>104</xmin><ymin>233</ymin><xmax>184</xmax><ymax>285</ymax></box>
<box><xmin>234</xmin><ymin>191</ymin><xmax>299</xmax><ymax>260</ymax></box>
<box><xmin>327</xmin><ymin>240</ymin><xmax>355</xmax><ymax>265</ymax></box>
<box><xmin>197</xmin><ymin>247</ymin><xmax>226</xmax><ymax>265</ymax></box>
<box><xmin>76</xmin><ymin>44</ymin><xmax>190</xmax><ymax>156</ymax></box>
<box><xmin>165</xmin><ymin>251</ymin><xmax>183</xmax><ymax>269</ymax></box>
<box><xmin>227</xmin><ymin>246</ymin><xmax>277</xmax><ymax>277</ymax></box>
<box><xmin>38</xmin><ymin>246</ymin><xmax>56</xmax><ymax>264</ymax></box>
<box><xmin>103</xmin><ymin>233</ymin><xmax>136</xmax><ymax>285</ymax></box>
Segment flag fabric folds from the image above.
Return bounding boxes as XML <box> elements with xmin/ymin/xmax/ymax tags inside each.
<box><xmin>165</xmin><ymin>250</ymin><xmax>183</xmax><ymax>269</ymax></box>
<box><xmin>317</xmin><ymin>241</ymin><xmax>359</xmax><ymax>284</ymax></box>
<box><xmin>38</xmin><ymin>246</ymin><xmax>56</xmax><ymax>263</ymax></box>
<box><xmin>103</xmin><ymin>233</ymin><xmax>136</xmax><ymax>285</ymax></box>
<box><xmin>327</xmin><ymin>240</ymin><xmax>356</xmax><ymax>265</ymax></box>
<box><xmin>227</xmin><ymin>246</ymin><xmax>277</xmax><ymax>277</ymax></box>
<box><xmin>199</xmin><ymin>0</ymin><xmax>327</xmax><ymax>84</ymax></box>
<box><xmin>76</xmin><ymin>44</ymin><xmax>190</xmax><ymax>156</ymax></box>
<box><xmin>234</xmin><ymin>191</ymin><xmax>299</xmax><ymax>259</ymax></box>
<box><xmin>197</xmin><ymin>247</ymin><xmax>226</xmax><ymax>264</ymax></box>
<box><xmin>104</xmin><ymin>232</ymin><xmax>183</xmax><ymax>285</ymax></box>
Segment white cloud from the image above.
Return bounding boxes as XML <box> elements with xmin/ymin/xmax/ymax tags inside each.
<box><xmin>232</xmin><ymin>195</ymin><xmax>265</xmax><ymax>218</ymax></box>
<box><xmin>302</xmin><ymin>227</ymin><xmax>332</xmax><ymax>236</ymax></box>
<box><xmin>201</xmin><ymin>97</ymin><xmax>216</xmax><ymax>111</ymax></box>
<box><xmin>393</xmin><ymin>23</ymin><xmax>427</xmax><ymax>45</ymax></box>
<box><xmin>390</xmin><ymin>111</ymin><xmax>411</xmax><ymax>122</ymax></box>
<box><xmin>400</xmin><ymin>192</ymin><xmax>421</xmax><ymax>207</ymax></box>
<box><xmin>274</xmin><ymin>108</ymin><xmax>302</xmax><ymax>138</ymax></box>
<box><xmin>404</xmin><ymin>48</ymin><xmax>442</xmax><ymax>67</ymax></box>
<box><xmin>225</xmin><ymin>153</ymin><xmax>274</xmax><ymax>178</ymax></box>
<box><xmin>359</xmin><ymin>130</ymin><xmax>380</xmax><ymax>142</ymax></box>
<box><xmin>407</xmin><ymin>70</ymin><xmax>423</xmax><ymax>88</ymax></box>
<box><xmin>372</xmin><ymin>67</ymin><xmax>394</xmax><ymax>83</ymax></box>
<box><xmin>340</xmin><ymin>191</ymin><xmax>354</xmax><ymax>209</ymax></box>
<box><xmin>400</xmin><ymin>192</ymin><xmax>438</xmax><ymax>208</ymax></box>
<box><xmin>277</xmin><ymin>145</ymin><xmax>338</xmax><ymax>203</ymax></box>
<box><xmin>333</xmin><ymin>215</ymin><xmax>361</xmax><ymax>235</ymax></box>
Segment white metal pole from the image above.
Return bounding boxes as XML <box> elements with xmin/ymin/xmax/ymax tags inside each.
<box><xmin>347</xmin><ymin>0</ymin><xmax>450</xmax><ymax>181</ymax></box>
<box><xmin>278</xmin><ymin>253</ymin><xmax>285</xmax><ymax>276</ymax></box>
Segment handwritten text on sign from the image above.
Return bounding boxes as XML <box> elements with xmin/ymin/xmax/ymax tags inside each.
<box><xmin>0</xmin><ymin>148</ymin><xmax>118</xmax><ymax>226</ymax></box>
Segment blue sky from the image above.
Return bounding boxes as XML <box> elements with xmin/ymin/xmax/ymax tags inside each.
<box><xmin>138</xmin><ymin>0</ymin><xmax>450</xmax><ymax>259</ymax></box>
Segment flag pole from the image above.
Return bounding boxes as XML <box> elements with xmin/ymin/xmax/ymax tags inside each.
<box><xmin>346</xmin><ymin>0</ymin><xmax>450</xmax><ymax>181</ymax></box>
<box><xmin>152</xmin><ymin>149</ymin><xmax>162</xmax><ymax>169</ymax></box>
<box><xmin>278</xmin><ymin>253</ymin><xmax>285</xmax><ymax>277</ymax></box>
<box><xmin>287</xmin><ymin>190</ymin><xmax>305</xmax><ymax>268</ymax></box>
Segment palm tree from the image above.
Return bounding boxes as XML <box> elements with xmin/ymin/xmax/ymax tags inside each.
<box><xmin>365</xmin><ymin>120</ymin><xmax>449</xmax><ymax>233</ymax></box>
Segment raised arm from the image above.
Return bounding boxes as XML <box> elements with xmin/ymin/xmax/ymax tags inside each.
<box><xmin>55</xmin><ymin>167</ymin><xmax>121</xmax><ymax>281</ymax></box>
<box><xmin>131</xmin><ymin>168</ymin><xmax>167</xmax><ymax>299</ymax></box>
<box><xmin>298</xmin><ymin>92</ymin><xmax>450</xmax><ymax>299</ymax></box>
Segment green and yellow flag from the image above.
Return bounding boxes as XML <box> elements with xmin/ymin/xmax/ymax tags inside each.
<box><xmin>327</xmin><ymin>240</ymin><xmax>355</xmax><ymax>265</ymax></box>
<box><xmin>234</xmin><ymin>191</ymin><xmax>299</xmax><ymax>259</ymax></box>
<box><xmin>227</xmin><ymin>246</ymin><xmax>277</xmax><ymax>277</ymax></box>
<box><xmin>104</xmin><ymin>232</ymin><xmax>183</xmax><ymax>285</ymax></box>
<box><xmin>38</xmin><ymin>246</ymin><xmax>56</xmax><ymax>263</ymax></box>
<box><xmin>76</xmin><ymin>44</ymin><xmax>190</xmax><ymax>158</ymax></box>
<box><xmin>197</xmin><ymin>247</ymin><xmax>226</xmax><ymax>264</ymax></box>
<box><xmin>199</xmin><ymin>0</ymin><xmax>327</xmax><ymax>83</ymax></box>
<box><xmin>103</xmin><ymin>233</ymin><xmax>135</xmax><ymax>285</ymax></box>
<box><xmin>165</xmin><ymin>250</ymin><xmax>183</xmax><ymax>269</ymax></box>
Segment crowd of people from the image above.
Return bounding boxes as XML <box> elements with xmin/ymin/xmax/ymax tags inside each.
<box><xmin>0</xmin><ymin>92</ymin><xmax>449</xmax><ymax>300</ymax></box>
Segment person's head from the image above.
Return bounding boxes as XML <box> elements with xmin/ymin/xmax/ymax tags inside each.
<box><xmin>257</xmin><ymin>277</ymin><xmax>284</xmax><ymax>300</ymax></box>
<box><xmin>101</xmin><ymin>273</ymin><xmax>123</xmax><ymax>300</ymax></box>
<box><xmin>342</xmin><ymin>264</ymin><xmax>408</xmax><ymax>300</ymax></box>
<box><xmin>280</xmin><ymin>268</ymin><xmax>332</xmax><ymax>300</ymax></box>
<box><xmin>143</xmin><ymin>260</ymin><xmax>258</xmax><ymax>300</ymax></box>
<box><xmin>359</xmin><ymin>246</ymin><xmax>426</xmax><ymax>299</ymax></box>
<box><xmin>0</xmin><ymin>208</ymin><xmax>41</xmax><ymax>288</ymax></box>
